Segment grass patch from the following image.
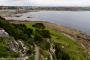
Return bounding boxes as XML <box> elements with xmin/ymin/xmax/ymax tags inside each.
<box><xmin>25</xmin><ymin>22</ymin><xmax>90</xmax><ymax>60</ymax></box>
<box><xmin>49</xmin><ymin>29</ymin><xmax>90</xmax><ymax>60</ymax></box>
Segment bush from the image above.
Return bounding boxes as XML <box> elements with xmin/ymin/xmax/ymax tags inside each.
<box><xmin>32</xmin><ymin>23</ymin><xmax>45</xmax><ymax>29</ymax></box>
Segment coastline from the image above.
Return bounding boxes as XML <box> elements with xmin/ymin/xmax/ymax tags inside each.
<box><xmin>7</xmin><ymin>20</ymin><xmax>90</xmax><ymax>54</ymax></box>
<box><xmin>0</xmin><ymin>9</ymin><xmax>40</xmax><ymax>17</ymax></box>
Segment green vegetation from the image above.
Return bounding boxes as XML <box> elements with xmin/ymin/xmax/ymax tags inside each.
<box><xmin>0</xmin><ymin>16</ymin><xmax>90</xmax><ymax>60</ymax></box>
<box><xmin>0</xmin><ymin>37</ymin><xmax>19</xmax><ymax>58</ymax></box>
<box><xmin>50</xmin><ymin>29</ymin><xmax>89</xmax><ymax>60</ymax></box>
<box><xmin>26</xmin><ymin>22</ymin><xmax>90</xmax><ymax>60</ymax></box>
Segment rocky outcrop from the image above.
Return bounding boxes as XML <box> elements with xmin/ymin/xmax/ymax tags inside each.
<box><xmin>9</xmin><ymin>40</ymin><xmax>28</xmax><ymax>57</ymax></box>
<box><xmin>0</xmin><ymin>29</ymin><xmax>9</xmax><ymax>37</ymax></box>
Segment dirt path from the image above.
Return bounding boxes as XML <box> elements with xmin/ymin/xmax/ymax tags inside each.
<box><xmin>35</xmin><ymin>44</ymin><xmax>40</xmax><ymax>60</ymax></box>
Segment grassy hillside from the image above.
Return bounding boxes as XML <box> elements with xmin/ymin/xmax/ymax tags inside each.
<box><xmin>50</xmin><ymin>29</ymin><xmax>89</xmax><ymax>60</ymax></box>
<box><xmin>0</xmin><ymin>17</ymin><xmax>90</xmax><ymax>60</ymax></box>
<box><xmin>26</xmin><ymin>22</ymin><xmax>90</xmax><ymax>60</ymax></box>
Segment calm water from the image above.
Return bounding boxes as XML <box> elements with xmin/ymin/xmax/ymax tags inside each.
<box><xmin>7</xmin><ymin>11</ymin><xmax>90</xmax><ymax>35</ymax></box>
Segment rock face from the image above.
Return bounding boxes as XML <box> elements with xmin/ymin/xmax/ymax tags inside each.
<box><xmin>8</xmin><ymin>39</ymin><xmax>29</xmax><ymax>60</ymax></box>
<box><xmin>9</xmin><ymin>40</ymin><xmax>28</xmax><ymax>56</ymax></box>
<box><xmin>0</xmin><ymin>29</ymin><xmax>8</xmax><ymax>37</ymax></box>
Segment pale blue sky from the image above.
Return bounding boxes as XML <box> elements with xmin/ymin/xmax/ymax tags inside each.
<box><xmin>0</xmin><ymin>0</ymin><xmax>90</xmax><ymax>6</ymax></box>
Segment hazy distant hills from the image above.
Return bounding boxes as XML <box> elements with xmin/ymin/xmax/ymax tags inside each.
<box><xmin>29</xmin><ymin>6</ymin><xmax>90</xmax><ymax>11</ymax></box>
<box><xmin>1</xmin><ymin>6</ymin><xmax>90</xmax><ymax>11</ymax></box>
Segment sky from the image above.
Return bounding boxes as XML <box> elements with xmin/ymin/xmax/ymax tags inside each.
<box><xmin>0</xmin><ymin>0</ymin><xmax>90</xmax><ymax>6</ymax></box>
